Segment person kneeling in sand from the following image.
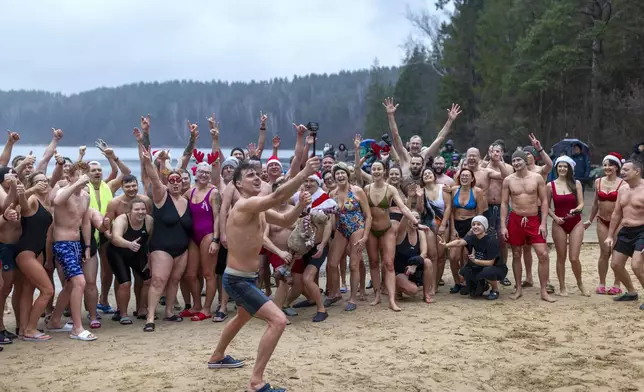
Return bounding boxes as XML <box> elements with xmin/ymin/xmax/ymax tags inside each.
<box><xmin>440</xmin><ymin>216</ymin><xmax>507</xmax><ymax>300</ymax></box>
<box><xmin>394</xmin><ymin>211</ymin><xmax>435</xmax><ymax>303</ymax></box>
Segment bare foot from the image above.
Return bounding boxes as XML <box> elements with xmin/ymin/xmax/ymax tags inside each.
<box><xmin>369</xmin><ymin>292</ymin><xmax>381</xmax><ymax>306</ymax></box>
<box><xmin>510</xmin><ymin>290</ymin><xmax>523</xmax><ymax>300</ymax></box>
<box><xmin>424</xmin><ymin>295</ymin><xmax>434</xmax><ymax>304</ymax></box>
<box><xmin>578</xmin><ymin>285</ymin><xmax>591</xmax><ymax>297</ymax></box>
<box><xmin>541</xmin><ymin>293</ymin><xmax>557</xmax><ymax>303</ymax></box>
<box><xmin>389</xmin><ymin>302</ymin><xmax>402</xmax><ymax>312</ymax></box>
<box><xmin>556</xmin><ymin>290</ymin><xmax>568</xmax><ymax>297</ymax></box>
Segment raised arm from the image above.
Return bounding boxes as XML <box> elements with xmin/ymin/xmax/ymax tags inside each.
<box><xmin>255</xmin><ymin>112</ymin><xmax>268</xmax><ymax>158</ymax></box>
<box><xmin>271</xmin><ymin>135</ymin><xmax>280</xmax><ymax>158</ymax></box>
<box><xmin>208</xmin><ymin>114</ymin><xmax>223</xmax><ymax>186</ymax></box>
<box><xmin>140</xmin><ymin>145</ymin><xmax>167</xmax><ymax>203</ymax></box>
<box><xmin>0</xmin><ymin>131</ymin><xmax>20</xmax><ymax>166</ymax></box>
<box><xmin>390</xmin><ymin>186</ymin><xmax>419</xmax><ymax>224</ymax></box>
<box><xmin>54</xmin><ymin>175</ymin><xmax>90</xmax><ymax>206</ymax></box>
<box><xmin>422</xmin><ymin>104</ymin><xmax>461</xmax><ymax>160</ymax></box>
<box><xmin>0</xmin><ymin>175</ymin><xmax>18</xmax><ymax>212</ymax></box>
<box><xmin>383</xmin><ymin>97</ymin><xmax>409</xmax><ymax>166</ymax></box>
<box><xmin>286</xmin><ymin>124</ymin><xmax>307</xmax><ymax>179</ymax></box>
<box><xmin>237</xmin><ymin>157</ymin><xmax>319</xmax><ymax>214</ymax></box>
<box><xmin>104</xmin><ymin>148</ymin><xmax>131</xmax><ymax>194</ymax></box>
<box><xmin>77</xmin><ymin>145</ymin><xmax>87</xmax><ymax>163</ymax></box>
<box><xmin>179</xmin><ymin>120</ymin><xmax>198</xmax><ymax>171</ymax></box>
<box><xmin>49</xmin><ymin>154</ymin><xmax>65</xmax><ymax>188</ymax></box>
<box><xmin>36</xmin><ymin>128</ymin><xmax>63</xmax><ymax>173</ymax></box>
<box><xmin>265</xmin><ymin>192</ymin><xmax>310</xmax><ymax>227</ymax></box>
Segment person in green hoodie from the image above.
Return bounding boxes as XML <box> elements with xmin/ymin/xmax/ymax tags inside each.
<box><xmin>440</xmin><ymin>140</ymin><xmax>459</xmax><ymax>169</ymax></box>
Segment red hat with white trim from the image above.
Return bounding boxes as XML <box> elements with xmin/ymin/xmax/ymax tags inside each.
<box><xmin>266</xmin><ymin>155</ymin><xmax>282</xmax><ymax>169</ymax></box>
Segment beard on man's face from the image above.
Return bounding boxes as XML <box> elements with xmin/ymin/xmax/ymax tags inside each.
<box><xmin>433</xmin><ymin>166</ymin><xmax>444</xmax><ymax>175</ymax></box>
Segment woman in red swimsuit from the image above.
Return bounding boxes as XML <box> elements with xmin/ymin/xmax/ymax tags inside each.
<box><xmin>547</xmin><ymin>156</ymin><xmax>589</xmax><ymax>297</ymax></box>
<box><xmin>584</xmin><ymin>153</ymin><xmax>625</xmax><ymax>295</ymax></box>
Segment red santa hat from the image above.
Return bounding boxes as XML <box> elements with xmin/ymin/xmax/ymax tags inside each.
<box><xmin>309</xmin><ymin>172</ymin><xmax>322</xmax><ymax>186</ymax></box>
<box><xmin>603</xmin><ymin>152</ymin><xmax>624</xmax><ymax>168</ymax></box>
<box><xmin>266</xmin><ymin>155</ymin><xmax>282</xmax><ymax>169</ymax></box>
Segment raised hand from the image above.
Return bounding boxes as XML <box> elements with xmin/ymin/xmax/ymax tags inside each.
<box><xmin>141</xmin><ymin>145</ymin><xmax>152</xmax><ymax>162</ymax></box>
<box><xmin>529</xmin><ymin>133</ymin><xmax>542</xmax><ymax>151</ymax></box>
<box><xmin>272</xmin><ymin>135</ymin><xmax>281</xmax><ymax>149</ymax></box>
<box><xmin>141</xmin><ymin>114</ymin><xmax>151</xmax><ymax>133</ymax></box>
<box><xmin>447</xmin><ymin>103</ymin><xmax>462</xmax><ymax>121</ymax></box>
<box><xmin>103</xmin><ymin>147</ymin><xmax>115</xmax><ymax>159</ymax></box>
<box><xmin>382</xmin><ymin>97</ymin><xmax>399</xmax><ymax>115</ymax></box>
<box><xmin>305</xmin><ymin>134</ymin><xmax>315</xmax><ymax>146</ymax></box>
<box><xmin>95</xmin><ymin>138</ymin><xmax>108</xmax><ymax>153</ymax></box>
<box><xmin>3</xmin><ymin>173</ymin><xmax>17</xmax><ymax>188</ymax></box>
<box><xmin>133</xmin><ymin>128</ymin><xmax>143</xmax><ymax>143</ymax></box>
<box><xmin>77</xmin><ymin>174</ymin><xmax>91</xmax><ymax>186</ymax></box>
<box><xmin>293</xmin><ymin>123</ymin><xmax>306</xmax><ymax>137</ymax></box>
<box><xmin>6</xmin><ymin>130</ymin><xmax>20</xmax><ymax>144</ymax></box>
<box><xmin>353</xmin><ymin>134</ymin><xmax>362</xmax><ymax>149</ymax></box>
<box><xmin>16</xmin><ymin>183</ymin><xmax>25</xmax><ymax>196</ymax></box>
<box><xmin>79</xmin><ymin>145</ymin><xmax>87</xmax><ymax>157</ymax></box>
<box><xmin>54</xmin><ymin>151</ymin><xmax>65</xmax><ymax>166</ymax></box>
<box><xmin>415</xmin><ymin>184</ymin><xmax>423</xmax><ymax>198</ymax></box>
<box><xmin>187</xmin><ymin>120</ymin><xmax>199</xmax><ymax>140</ymax></box>
<box><xmin>303</xmin><ymin>156</ymin><xmax>321</xmax><ymax>176</ymax></box>
<box><xmin>157</xmin><ymin>149</ymin><xmax>169</xmax><ymax>161</ymax></box>
<box><xmin>52</xmin><ymin>128</ymin><xmax>64</xmax><ymax>140</ymax></box>
<box><xmin>247</xmin><ymin>142</ymin><xmax>257</xmax><ymax>158</ymax></box>
<box><xmin>207</xmin><ymin>113</ymin><xmax>220</xmax><ymax>139</ymax></box>
<box><xmin>23</xmin><ymin>152</ymin><xmax>36</xmax><ymax>166</ymax></box>
<box><xmin>260</xmin><ymin>111</ymin><xmax>268</xmax><ymax>127</ymax></box>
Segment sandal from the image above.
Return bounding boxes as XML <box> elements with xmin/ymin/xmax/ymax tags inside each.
<box><xmin>70</xmin><ymin>330</ymin><xmax>97</xmax><ymax>341</ymax></box>
<box><xmin>207</xmin><ymin>355</ymin><xmax>245</xmax><ymax>369</ymax></box>
<box><xmin>1</xmin><ymin>330</ymin><xmax>17</xmax><ymax>341</ymax></box>
<box><xmin>143</xmin><ymin>323</ymin><xmax>155</xmax><ymax>332</ymax></box>
<box><xmin>136</xmin><ymin>313</ymin><xmax>159</xmax><ymax>320</ymax></box>
<box><xmin>119</xmin><ymin>317</ymin><xmax>133</xmax><ymax>325</ymax></box>
<box><xmin>546</xmin><ymin>284</ymin><xmax>555</xmax><ymax>294</ymax></box>
<box><xmin>179</xmin><ymin>309</ymin><xmax>196</xmax><ymax>318</ymax></box>
<box><xmin>249</xmin><ymin>383</ymin><xmax>286</xmax><ymax>392</ymax></box>
<box><xmin>190</xmin><ymin>312</ymin><xmax>212</xmax><ymax>321</ymax></box>
<box><xmin>89</xmin><ymin>319</ymin><xmax>101</xmax><ymax>329</ymax></box>
<box><xmin>96</xmin><ymin>304</ymin><xmax>115</xmax><ymax>314</ymax></box>
<box><xmin>501</xmin><ymin>278</ymin><xmax>512</xmax><ymax>286</ymax></box>
<box><xmin>23</xmin><ymin>332</ymin><xmax>52</xmax><ymax>342</ymax></box>
<box><xmin>344</xmin><ymin>303</ymin><xmax>357</xmax><ymax>312</ymax></box>
<box><xmin>163</xmin><ymin>315</ymin><xmax>183</xmax><ymax>322</ymax></box>
<box><xmin>596</xmin><ymin>286</ymin><xmax>607</xmax><ymax>295</ymax></box>
<box><xmin>439</xmin><ymin>279</ymin><xmax>445</xmax><ymax>286</ymax></box>
<box><xmin>607</xmin><ymin>286</ymin><xmax>622</xmax><ymax>295</ymax></box>
<box><xmin>487</xmin><ymin>290</ymin><xmax>500</xmax><ymax>300</ymax></box>
<box><xmin>614</xmin><ymin>292</ymin><xmax>638</xmax><ymax>302</ymax></box>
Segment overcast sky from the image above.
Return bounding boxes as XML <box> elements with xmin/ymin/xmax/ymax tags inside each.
<box><xmin>0</xmin><ymin>0</ymin><xmax>434</xmax><ymax>94</ymax></box>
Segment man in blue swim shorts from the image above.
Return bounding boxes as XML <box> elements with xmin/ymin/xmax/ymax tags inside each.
<box><xmin>208</xmin><ymin>151</ymin><xmax>319</xmax><ymax>392</ymax></box>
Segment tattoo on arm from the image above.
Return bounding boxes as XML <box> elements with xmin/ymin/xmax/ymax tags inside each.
<box><xmin>183</xmin><ymin>138</ymin><xmax>196</xmax><ymax>157</ymax></box>
<box><xmin>214</xmin><ymin>191</ymin><xmax>222</xmax><ymax>214</ymax></box>
<box><xmin>142</xmin><ymin>133</ymin><xmax>151</xmax><ymax>150</ymax></box>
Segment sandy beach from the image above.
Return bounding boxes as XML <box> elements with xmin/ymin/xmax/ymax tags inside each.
<box><xmin>2</xmin><ymin>244</ymin><xmax>644</xmax><ymax>392</ymax></box>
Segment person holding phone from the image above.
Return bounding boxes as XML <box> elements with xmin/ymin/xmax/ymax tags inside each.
<box><xmin>547</xmin><ymin>156</ymin><xmax>589</xmax><ymax>297</ymax></box>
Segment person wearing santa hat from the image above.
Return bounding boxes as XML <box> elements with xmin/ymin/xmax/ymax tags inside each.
<box><xmin>584</xmin><ymin>152</ymin><xmax>625</xmax><ymax>295</ymax></box>
<box><xmin>283</xmin><ymin>171</ymin><xmax>337</xmax><ymax>322</ymax></box>
<box><xmin>265</xmin><ymin>156</ymin><xmax>283</xmax><ymax>184</ymax></box>
<box><xmin>547</xmin><ymin>155</ymin><xmax>589</xmax><ymax>297</ymax></box>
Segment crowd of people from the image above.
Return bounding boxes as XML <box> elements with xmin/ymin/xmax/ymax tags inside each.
<box><xmin>0</xmin><ymin>100</ymin><xmax>643</xmax><ymax>392</ymax></box>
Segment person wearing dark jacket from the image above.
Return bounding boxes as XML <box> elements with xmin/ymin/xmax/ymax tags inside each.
<box><xmin>571</xmin><ymin>143</ymin><xmax>590</xmax><ymax>191</ymax></box>
<box><xmin>631</xmin><ymin>142</ymin><xmax>644</xmax><ymax>168</ymax></box>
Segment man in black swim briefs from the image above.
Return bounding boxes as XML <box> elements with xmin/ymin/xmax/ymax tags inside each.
<box><xmin>606</xmin><ymin>160</ymin><xmax>644</xmax><ymax>309</ymax></box>
<box><xmin>208</xmin><ymin>155</ymin><xmax>319</xmax><ymax>392</ymax></box>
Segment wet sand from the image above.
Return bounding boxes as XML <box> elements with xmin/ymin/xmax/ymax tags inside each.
<box><xmin>2</xmin><ymin>244</ymin><xmax>644</xmax><ymax>392</ymax></box>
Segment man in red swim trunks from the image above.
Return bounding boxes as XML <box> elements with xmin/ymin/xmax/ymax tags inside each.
<box><xmin>501</xmin><ymin>150</ymin><xmax>555</xmax><ymax>302</ymax></box>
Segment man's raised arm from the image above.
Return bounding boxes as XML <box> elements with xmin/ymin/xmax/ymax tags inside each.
<box><xmin>383</xmin><ymin>97</ymin><xmax>410</xmax><ymax>166</ymax></box>
<box><xmin>238</xmin><ymin>156</ymin><xmax>319</xmax><ymax>214</ymax></box>
<box><xmin>54</xmin><ymin>174</ymin><xmax>90</xmax><ymax>206</ymax></box>
<box><xmin>422</xmin><ymin>104</ymin><xmax>461</xmax><ymax>160</ymax></box>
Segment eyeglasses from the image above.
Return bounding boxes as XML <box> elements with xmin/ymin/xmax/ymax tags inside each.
<box><xmin>196</xmin><ymin>170</ymin><xmax>211</xmax><ymax>176</ymax></box>
<box><xmin>167</xmin><ymin>176</ymin><xmax>181</xmax><ymax>184</ymax></box>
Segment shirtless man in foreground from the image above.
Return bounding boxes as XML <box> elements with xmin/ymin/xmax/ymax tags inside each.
<box><xmin>605</xmin><ymin>160</ymin><xmax>644</xmax><ymax>308</ymax></box>
<box><xmin>50</xmin><ymin>166</ymin><xmax>98</xmax><ymax>340</ymax></box>
<box><xmin>501</xmin><ymin>150</ymin><xmax>555</xmax><ymax>302</ymax></box>
<box><xmin>432</xmin><ymin>156</ymin><xmax>455</xmax><ymax>186</ymax></box>
<box><xmin>208</xmin><ymin>156</ymin><xmax>319</xmax><ymax>392</ymax></box>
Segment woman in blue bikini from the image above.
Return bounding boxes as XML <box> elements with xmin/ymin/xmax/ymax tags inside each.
<box><xmin>327</xmin><ymin>163</ymin><xmax>371</xmax><ymax>311</ymax></box>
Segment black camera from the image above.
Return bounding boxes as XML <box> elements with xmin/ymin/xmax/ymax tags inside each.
<box><xmin>306</xmin><ymin>122</ymin><xmax>319</xmax><ymax>134</ymax></box>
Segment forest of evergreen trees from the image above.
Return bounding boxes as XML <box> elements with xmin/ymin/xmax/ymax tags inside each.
<box><xmin>1</xmin><ymin>0</ymin><xmax>642</xmax><ymax>158</ymax></box>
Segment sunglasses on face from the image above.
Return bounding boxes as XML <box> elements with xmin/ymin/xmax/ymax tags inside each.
<box><xmin>167</xmin><ymin>176</ymin><xmax>181</xmax><ymax>184</ymax></box>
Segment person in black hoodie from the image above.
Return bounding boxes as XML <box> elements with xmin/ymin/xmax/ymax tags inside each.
<box><xmin>571</xmin><ymin>143</ymin><xmax>590</xmax><ymax>191</ymax></box>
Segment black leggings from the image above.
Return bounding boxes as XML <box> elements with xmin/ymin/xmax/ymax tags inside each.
<box><xmin>106</xmin><ymin>244</ymin><xmax>150</xmax><ymax>284</ymax></box>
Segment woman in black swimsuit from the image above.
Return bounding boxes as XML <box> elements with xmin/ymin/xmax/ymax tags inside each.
<box><xmin>140</xmin><ymin>145</ymin><xmax>192</xmax><ymax>331</ymax></box>
<box><xmin>394</xmin><ymin>211</ymin><xmax>434</xmax><ymax>303</ymax></box>
<box><xmin>15</xmin><ymin>171</ymin><xmax>54</xmax><ymax>341</ymax></box>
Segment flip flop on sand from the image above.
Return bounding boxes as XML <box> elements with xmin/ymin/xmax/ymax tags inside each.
<box><xmin>521</xmin><ymin>281</ymin><xmax>533</xmax><ymax>288</ymax></box>
<box><xmin>69</xmin><ymin>330</ymin><xmax>97</xmax><ymax>341</ymax></box>
<box><xmin>119</xmin><ymin>317</ymin><xmax>133</xmax><ymax>325</ymax></box>
<box><xmin>207</xmin><ymin>355</ymin><xmax>245</xmax><ymax>369</ymax></box>
<box><xmin>23</xmin><ymin>332</ymin><xmax>52</xmax><ymax>342</ymax></box>
<box><xmin>247</xmin><ymin>383</ymin><xmax>286</xmax><ymax>392</ymax></box>
<box><xmin>191</xmin><ymin>312</ymin><xmax>212</xmax><ymax>321</ymax></box>
<box><xmin>48</xmin><ymin>321</ymin><xmax>73</xmax><ymax>333</ymax></box>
